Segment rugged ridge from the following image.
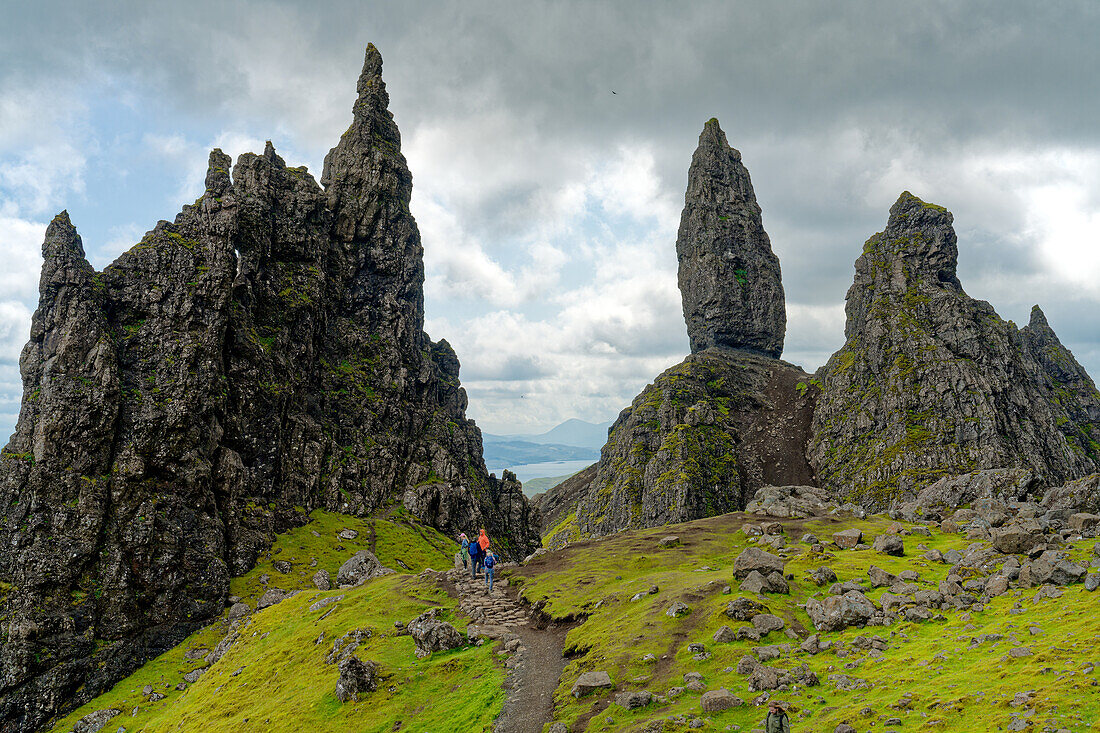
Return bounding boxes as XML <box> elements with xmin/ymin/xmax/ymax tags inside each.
<box><xmin>676</xmin><ymin>119</ymin><xmax>785</xmax><ymax>358</ymax></box>
<box><xmin>809</xmin><ymin>192</ymin><xmax>1100</xmax><ymax>509</ymax></box>
<box><xmin>0</xmin><ymin>45</ymin><xmax>537</xmax><ymax>732</ymax></box>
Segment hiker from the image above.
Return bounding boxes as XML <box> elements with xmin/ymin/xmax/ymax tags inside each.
<box><xmin>477</xmin><ymin>528</ymin><xmax>490</xmax><ymax>554</ymax></box>
<box><xmin>763</xmin><ymin>700</ymin><xmax>791</xmax><ymax>733</ymax></box>
<box><xmin>484</xmin><ymin>549</ymin><xmax>497</xmax><ymax>592</ymax></box>
<box><xmin>468</xmin><ymin>535</ymin><xmax>482</xmax><ymax>579</ymax></box>
<box><xmin>458</xmin><ymin>533</ymin><xmax>470</xmax><ymax>569</ymax></box>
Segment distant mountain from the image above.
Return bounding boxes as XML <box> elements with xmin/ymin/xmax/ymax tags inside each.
<box><xmin>486</xmin><ymin>418</ymin><xmax>613</xmax><ymax>450</ymax></box>
<box><xmin>482</xmin><ymin>439</ymin><xmax>598</xmax><ymax>467</ymax></box>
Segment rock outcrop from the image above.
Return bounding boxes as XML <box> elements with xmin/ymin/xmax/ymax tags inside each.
<box><xmin>561</xmin><ymin>120</ymin><xmax>813</xmax><ymax>539</ymax></box>
<box><xmin>573</xmin><ymin>349</ymin><xmax>816</xmax><ymax>536</ymax></box>
<box><xmin>810</xmin><ymin>192</ymin><xmax>1100</xmax><ymax>509</ymax></box>
<box><xmin>0</xmin><ymin>45</ymin><xmax>537</xmax><ymax>732</ymax></box>
<box><xmin>677</xmin><ymin>119</ymin><xmax>785</xmax><ymax>358</ymax></box>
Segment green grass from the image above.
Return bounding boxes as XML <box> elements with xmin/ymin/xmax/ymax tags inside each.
<box><xmin>51</xmin><ymin>510</ymin><xmax>490</xmax><ymax>733</ymax></box>
<box><xmin>48</xmin><ymin>509</ymin><xmax>1100</xmax><ymax>732</ymax></box>
<box><xmin>509</xmin><ymin>512</ymin><xmax>1100</xmax><ymax>732</ymax></box>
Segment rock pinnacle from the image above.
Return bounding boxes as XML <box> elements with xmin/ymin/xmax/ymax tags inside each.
<box><xmin>676</xmin><ymin>118</ymin><xmax>785</xmax><ymax>358</ymax></box>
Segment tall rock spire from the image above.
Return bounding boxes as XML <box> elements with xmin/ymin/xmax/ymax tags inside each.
<box><xmin>676</xmin><ymin>118</ymin><xmax>785</xmax><ymax>358</ymax></box>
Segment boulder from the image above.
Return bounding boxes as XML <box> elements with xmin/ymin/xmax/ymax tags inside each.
<box><xmin>990</xmin><ymin>521</ymin><xmax>1043</xmax><ymax>554</ymax></box>
<box><xmin>614</xmin><ymin>690</ymin><xmax>652</xmax><ymax>709</ymax></box>
<box><xmin>873</xmin><ymin>534</ymin><xmax>904</xmax><ymax>556</ymax></box>
<box><xmin>833</xmin><ymin>529</ymin><xmax>863</xmax><ymax>549</ymax></box>
<box><xmin>572</xmin><ymin>670</ymin><xmax>613</xmax><ymax>698</ymax></box>
<box><xmin>312</xmin><ymin>569</ymin><xmax>332</xmax><ymax>591</ymax></box>
<box><xmin>724</xmin><ymin>597</ymin><xmax>767</xmax><ymax>621</ymax></box>
<box><xmin>809</xmin><ymin>566</ymin><xmax>838</xmax><ymax>585</ymax></box>
<box><xmin>700</xmin><ymin>688</ymin><xmax>742</xmax><ymax>712</ymax></box>
<box><xmin>1069</xmin><ymin>513</ymin><xmax>1100</xmax><ymax>532</ymax></box>
<box><xmin>71</xmin><ymin>709</ymin><xmax>121</xmax><ymax>733</ymax></box>
<box><xmin>658</xmin><ymin>535</ymin><xmax>681</xmax><ymax>548</ymax></box>
<box><xmin>806</xmin><ymin>591</ymin><xmax>876</xmax><ymax>632</ymax></box>
<box><xmin>666</xmin><ymin>601</ymin><xmax>691</xmax><ymax>618</ymax></box>
<box><xmin>713</xmin><ymin>625</ymin><xmax>737</xmax><ymax>644</ymax></box>
<box><xmin>256</xmin><ymin>588</ymin><xmax>289</xmax><ymax>610</ymax></box>
<box><xmin>751</xmin><ymin>613</ymin><xmax>785</xmax><ymax>634</ymax></box>
<box><xmin>732</xmin><ymin>547</ymin><xmax>786</xmax><ymax>578</ymax></box>
<box><xmin>334</xmin><ymin>655</ymin><xmax>379</xmax><ymax>702</ymax></box>
<box><xmin>740</xmin><ymin>570</ymin><xmax>789</xmax><ymax>594</ymax></box>
<box><xmin>407</xmin><ymin>609</ymin><xmax>464</xmax><ymax>658</ymax></box>
<box><xmin>337</xmin><ymin>550</ymin><xmax>394</xmax><ymax>586</ymax></box>
<box><xmin>868</xmin><ymin>566</ymin><xmax>897</xmax><ymax>588</ymax></box>
<box><xmin>746</xmin><ymin>484</ymin><xmax>835</xmax><ymax>518</ymax></box>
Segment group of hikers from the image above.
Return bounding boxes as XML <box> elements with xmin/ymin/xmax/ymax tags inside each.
<box><xmin>458</xmin><ymin>529</ymin><xmax>497</xmax><ymax>591</ymax></box>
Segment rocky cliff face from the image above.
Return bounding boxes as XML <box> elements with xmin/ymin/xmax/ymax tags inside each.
<box><xmin>0</xmin><ymin>45</ymin><xmax>537</xmax><ymax>732</ymax></box>
<box><xmin>573</xmin><ymin>349</ymin><xmax>817</xmax><ymax>536</ymax></box>
<box><xmin>677</xmin><ymin>119</ymin><xmax>785</xmax><ymax>358</ymax></box>
<box><xmin>809</xmin><ymin>192</ymin><xmax>1100</xmax><ymax>509</ymax></box>
<box><xmin>561</xmin><ymin>120</ymin><xmax>813</xmax><ymax>539</ymax></box>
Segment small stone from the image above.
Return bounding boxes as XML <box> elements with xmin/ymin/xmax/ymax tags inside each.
<box><xmin>312</xmin><ymin>569</ymin><xmax>332</xmax><ymax>591</ymax></box>
<box><xmin>666</xmin><ymin>601</ymin><xmax>691</xmax><ymax>618</ymax></box>
<box><xmin>614</xmin><ymin>690</ymin><xmax>652</xmax><ymax>709</ymax></box>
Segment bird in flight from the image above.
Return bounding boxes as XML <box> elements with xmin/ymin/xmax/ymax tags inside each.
<box><xmin>611</xmin><ymin>90</ymin><xmax>617</xmax><ymax>94</ymax></box>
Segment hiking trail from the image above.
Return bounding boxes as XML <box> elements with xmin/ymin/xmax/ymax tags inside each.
<box><xmin>443</xmin><ymin>567</ymin><xmax>570</xmax><ymax>733</ymax></box>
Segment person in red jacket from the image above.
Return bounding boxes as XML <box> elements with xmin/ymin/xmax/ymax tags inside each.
<box><xmin>477</xmin><ymin>528</ymin><xmax>490</xmax><ymax>553</ymax></box>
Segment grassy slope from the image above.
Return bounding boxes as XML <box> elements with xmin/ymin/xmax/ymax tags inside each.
<box><xmin>510</xmin><ymin>513</ymin><xmax>1100</xmax><ymax>732</ymax></box>
<box><xmin>51</xmin><ymin>509</ymin><xmax>505</xmax><ymax>733</ymax></box>
<box><xmin>51</xmin><ymin>509</ymin><xmax>1100</xmax><ymax>732</ymax></box>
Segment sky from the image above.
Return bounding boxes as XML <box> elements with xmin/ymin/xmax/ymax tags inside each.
<box><xmin>1</xmin><ymin>1</ymin><xmax>1099</xmax><ymax>439</ymax></box>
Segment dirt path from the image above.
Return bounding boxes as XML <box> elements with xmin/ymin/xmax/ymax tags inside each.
<box><xmin>443</xmin><ymin>568</ymin><xmax>570</xmax><ymax>733</ymax></box>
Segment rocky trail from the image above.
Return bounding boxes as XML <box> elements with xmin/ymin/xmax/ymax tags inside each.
<box><xmin>444</xmin><ymin>567</ymin><xmax>571</xmax><ymax>733</ymax></box>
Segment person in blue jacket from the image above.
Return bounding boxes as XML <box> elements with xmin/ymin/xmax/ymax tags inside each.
<box><xmin>467</xmin><ymin>535</ymin><xmax>482</xmax><ymax>579</ymax></box>
<box><xmin>484</xmin><ymin>549</ymin><xmax>497</xmax><ymax>592</ymax></box>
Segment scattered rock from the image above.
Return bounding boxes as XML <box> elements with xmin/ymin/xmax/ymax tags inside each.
<box><xmin>334</xmin><ymin>655</ymin><xmax>378</xmax><ymax>702</ymax></box>
<box><xmin>71</xmin><ymin>709</ymin><xmax>121</xmax><ymax>733</ymax></box>
<box><xmin>666</xmin><ymin>602</ymin><xmax>691</xmax><ymax>618</ymax></box>
<box><xmin>407</xmin><ymin>609</ymin><xmax>464</xmax><ymax>658</ymax></box>
<box><xmin>256</xmin><ymin>588</ymin><xmax>289</xmax><ymax>610</ymax></box>
<box><xmin>658</xmin><ymin>535</ymin><xmax>681</xmax><ymax>548</ymax></box>
<box><xmin>337</xmin><ymin>550</ymin><xmax>394</xmax><ymax>586</ymax></box>
<box><xmin>733</xmin><ymin>548</ymin><xmax>786</xmax><ymax>578</ymax></box>
<box><xmin>615</xmin><ymin>690</ymin><xmax>652</xmax><ymax>709</ymax></box>
<box><xmin>833</xmin><ymin>529</ymin><xmax>863</xmax><ymax>549</ymax></box>
<box><xmin>312</xmin><ymin>569</ymin><xmax>332</xmax><ymax>591</ymax></box>
<box><xmin>700</xmin><ymin>688</ymin><xmax>742</xmax><ymax>712</ymax></box>
<box><xmin>572</xmin><ymin>670</ymin><xmax>613</xmax><ymax>698</ymax></box>
<box><xmin>873</xmin><ymin>534</ymin><xmax>904</xmax><ymax>556</ymax></box>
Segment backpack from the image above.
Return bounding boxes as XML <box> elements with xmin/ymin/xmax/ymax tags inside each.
<box><xmin>484</xmin><ymin>554</ymin><xmax>496</xmax><ymax>568</ymax></box>
<box><xmin>468</xmin><ymin>543</ymin><xmax>480</xmax><ymax>558</ymax></box>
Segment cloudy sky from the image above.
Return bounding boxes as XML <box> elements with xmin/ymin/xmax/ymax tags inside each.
<box><xmin>1</xmin><ymin>1</ymin><xmax>1098</xmax><ymax>439</ymax></box>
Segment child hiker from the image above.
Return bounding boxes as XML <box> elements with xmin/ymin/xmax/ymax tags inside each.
<box><xmin>484</xmin><ymin>549</ymin><xmax>497</xmax><ymax>592</ymax></box>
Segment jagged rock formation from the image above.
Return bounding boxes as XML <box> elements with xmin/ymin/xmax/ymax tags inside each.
<box><xmin>810</xmin><ymin>192</ymin><xmax>1100</xmax><ymax>509</ymax></box>
<box><xmin>677</xmin><ymin>119</ymin><xmax>785</xmax><ymax>358</ymax></box>
<box><xmin>0</xmin><ymin>45</ymin><xmax>537</xmax><ymax>732</ymax></box>
<box><xmin>573</xmin><ymin>350</ymin><xmax>816</xmax><ymax>536</ymax></box>
<box><xmin>551</xmin><ymin>120</ymin><xmax>810</xmax><ymax>540</ymax></box>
